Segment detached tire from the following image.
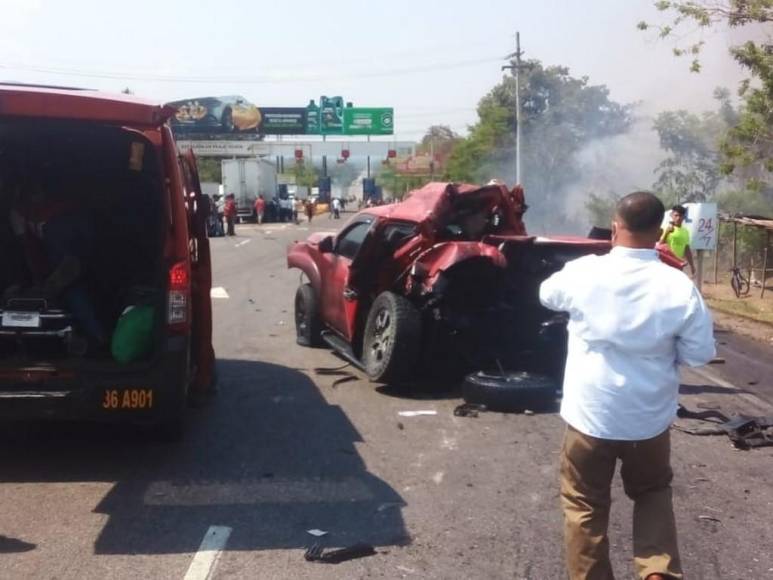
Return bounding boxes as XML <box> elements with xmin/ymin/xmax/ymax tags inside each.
<box><xmin>295</xmin><ymin>284</ymin><xmax>323</xmax><ymax>347</ymax></box>
<box><xmin>463</xmin><ymin>371</ymin><xmax>559</xmax><ymax>412</ymax></box>
<box><xmin>362</xmin><ymin>291</ymin><xmax>422</xmax><ymax>383</ymax></box>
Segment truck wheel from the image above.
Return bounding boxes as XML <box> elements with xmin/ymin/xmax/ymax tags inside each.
<box><xmin>462</xmin><ymin>371</ymin><xmax>559</xmax><ymax>413</ymax></box>
<box><xmin>362</xmin><ymin>291</ymin><xmax>421</xmax><ymax>383</ymax></box>
<box><xmin>295</xmin><ymin>283</ymin><xmax>323</xmax><ymax>347</ymax></box>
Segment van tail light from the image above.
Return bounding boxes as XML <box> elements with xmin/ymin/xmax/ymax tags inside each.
<box><xmin>168</xmin><ymin>261</ymin><xmax>190</xmax><ymax>329</ymax></box>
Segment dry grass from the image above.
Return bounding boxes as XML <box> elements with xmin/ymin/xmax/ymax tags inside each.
<box><xmin>701</xmin><ymin>280</ymin><xmax>773</xmax><ymax>326</ymax></box>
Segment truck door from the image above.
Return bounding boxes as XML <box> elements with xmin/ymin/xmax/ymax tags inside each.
<box><xmin>321</xmin><ymin>217</ymin><xmax>375</xmax><ymax>340</ymax></box>
<box><xmin>179</xmin><ymin>150</ymin><xmax>215</xmax><ymax>394</ymax></box>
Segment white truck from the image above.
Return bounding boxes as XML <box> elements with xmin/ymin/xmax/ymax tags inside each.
<box><xmin>221</xmin><ymin>158</ymin><xmax>278</xmax><ymax>221</ymax></box>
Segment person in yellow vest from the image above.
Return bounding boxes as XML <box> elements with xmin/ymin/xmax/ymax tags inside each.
<box><xmin>660</xmin><ymin>205</ymin><xmax>695</xmax><ymax>276</ymax></box>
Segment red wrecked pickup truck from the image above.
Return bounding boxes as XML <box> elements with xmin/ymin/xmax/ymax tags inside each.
<box><xmin>287</xmin><ymin>182</ymin><xmax>670</xmax><ymax>387</ymax></box>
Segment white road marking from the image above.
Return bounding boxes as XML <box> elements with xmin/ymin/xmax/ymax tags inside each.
<box><xmin>234</xmin><ymin>239</ymin><xmax>251</xmax><ymax>248</ymax></box>
<box><xmin>398</xmin><ymin>410</ymin><xmax>437</xmax><ymax>417</ymax></box>
<box><xmin>432</xmin><ymin>471</ymin><xmax>445</xmax><ymax>485</ymax></box>
<box><xmin>184</xmin><ymin>525</ymin><xmax>232</xmax><ymax>580</ymax></box>
<box><xmin>210</xmin><ymin>287</ymin><xmax>229</xmax><ymax>299</ymax></box>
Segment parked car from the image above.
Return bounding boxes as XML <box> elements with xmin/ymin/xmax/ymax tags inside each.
<box><xmin>287</xmin><ymin>181</ymin><xmax>612</xmax><ymax>385</ymax></box>
<box><xmin>0</xmin><ymin>83</ymin><xmax>215</xmax><ymax>438</ymax></box>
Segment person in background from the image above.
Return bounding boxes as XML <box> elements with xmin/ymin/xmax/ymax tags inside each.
<box><xmin>223</xmin><ymin>193</ymin><xmax>237</xmax><ymax>236</ymax></box>
<box><xmin>293</xmin><ymin>197</ymin><xmax>303</xmax><ymax>224</ymax></box>
<box><xmin>332</xmin><ymin>197</ymin><xmax>341</xmax><ymax>219</ymax></box>
<box><xmin>212</xmin><ymin>194</ymin><xmax>225</xmax><ymax>236</ymax></box>
<box><xmin>660</xmin><ymin>204</ymin><xmax>696</xmax><ymax>276</ymax></box>
<box><xmin>540</xmin><ymin>191</ymin><xmax>715</xmax><ymax>580</ymax></box>
<box><xmin>304</xmin><ymin>199</ymin><xmax>314</xmax><ymax>224</ymax></box>
<box><xmin>254</xmin><ymin>194</ymin><xmax>266</xmax><ymax>225</ymax></box>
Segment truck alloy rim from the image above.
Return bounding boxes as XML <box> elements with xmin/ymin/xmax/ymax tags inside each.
<box><xmin>295</xmin><ymin>295</ymin><xmax>307</xmax><ymax>332</ymax></box>
<box><xmin>369</xmin><ymin>308</ymin><xmax>393</xmax><ymax>362</ymax></box>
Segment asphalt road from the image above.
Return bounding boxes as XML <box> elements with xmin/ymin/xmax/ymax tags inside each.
<box><xmin>1</xmin><ymin>213</ymin><xmax>772</xmax><ymax>580</ymax></box>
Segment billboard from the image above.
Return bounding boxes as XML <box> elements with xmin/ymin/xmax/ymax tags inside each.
<box><xmin>168</xmin><ymin>95</ymin><xmax>394</xmax><ymax>137</ymax></box>
<box><xmin>343</xmin><ymin>108</ymin><xmax>394</xmax><ymax>135</ymax></box>
<box><xmin>259</xmin><ymin>108</ymin><xmax>307</xmax><ymax>135</ymax></box>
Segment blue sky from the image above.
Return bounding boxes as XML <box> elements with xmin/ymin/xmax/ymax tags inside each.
<box><xmin>0</xmin><ymin>0</ymin><xmax>746</xmax><ymax>140</ymax></box>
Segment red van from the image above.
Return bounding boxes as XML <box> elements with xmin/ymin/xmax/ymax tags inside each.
<box><xmin>0</xmin><ymin>84</ymin><xmax>215</xmax><ymax>438</ymax></box>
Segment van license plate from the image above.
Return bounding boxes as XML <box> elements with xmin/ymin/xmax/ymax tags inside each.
<box><xmin>102</xmin><ymin>389</ymin><xmax>154</xmax><ymax>410</ymax></box>
<box><xmin>2</xmin><ymin>312</ymin><xmax>41</xmax><ymax>328</ymax></box>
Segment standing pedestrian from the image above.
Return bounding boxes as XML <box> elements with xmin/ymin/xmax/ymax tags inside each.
<box><xmin>224</xmin><ymin>193</ymin><xmax>237</xmax><ymax>236</ymax></box>
<box><xmin>294</xmin><ymin>197</ymin><xmax>303</xmax><ymax>224</ymax></box>
<box><xmin>304</xmin><ymin>199</ymin><xmax>314</xmax><ymax>224</ymax></box>
<box><xmin>540</xmin><ymin>191</ymin><xmax>715</xmax><ymax>580</ymax></box>
<box><xmin>659</xmin><ymin>204</ymin><xmax>696</xmax><ymax>276</ymax></box>
<box><xmin>332</xmin><ymin>197</ymin><xmax>341</xmax><ymax>219</ymax></box>
<box><xmin>254</xmin><ymin>194</ymin><xmax>266</xmax><ymax>225</ymax></box>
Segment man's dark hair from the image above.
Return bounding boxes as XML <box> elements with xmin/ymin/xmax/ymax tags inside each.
<box><xmin>615</xmin><ymin>191</ymin><xmax>665</xmax><ymax>233</ymax></box>
<box><xmin>671</xmin><ymin>204</ymin><xmax>687</xmax><ymax>216</ymax></box>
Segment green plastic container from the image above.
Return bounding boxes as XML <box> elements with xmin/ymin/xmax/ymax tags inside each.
<box><xmin>111</xmin><ymin>305</ymin><xmax>155</xmax><ymax>364</ymax></box>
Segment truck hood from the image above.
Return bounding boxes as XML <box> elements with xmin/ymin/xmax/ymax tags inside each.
<box><xmin>366</xmin><ymin>182</ymin><xmax>527</xmax><ymax>236</ymax></box>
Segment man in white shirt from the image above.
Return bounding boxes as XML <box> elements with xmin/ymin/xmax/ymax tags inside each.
<box><xmin>540</xmin><ymin>191</ymin><xmax>715</xmax><ymax>580</ymax></box>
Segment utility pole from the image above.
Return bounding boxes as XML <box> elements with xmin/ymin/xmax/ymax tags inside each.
<box><xmin>502</xmin><ymin>32</ymin><xmax>531</xmax><ymax>186</ymax></box>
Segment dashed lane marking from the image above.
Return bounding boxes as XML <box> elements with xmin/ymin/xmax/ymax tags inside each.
<box><xmin>183</xmin><ymin>525</ymin><xmax>232</xmax><ymax>580</ymax></box>
<box><xmin>234</xmin><ymin>239</ymin><xmax>251</xmax><ymax>248</ymax></box>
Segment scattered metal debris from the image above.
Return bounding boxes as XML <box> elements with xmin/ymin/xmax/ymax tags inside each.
<box><xmin>305</xmin><ymin>543</ymin><xmax>377</xmax><ymax>564</ymax></box>
<box><xmin>675</xmin><ymin>405</ymin><xmax>773</xmax><ymax>449</ymax></box>
<box><xmin>454</xmin><ymin>403</ymin><xmax>487</xmax><ymax>418</ymax></box>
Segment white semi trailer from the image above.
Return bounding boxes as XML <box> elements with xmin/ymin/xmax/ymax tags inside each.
<box><xmin>221</xmin><ymin>158</ymin><xmax>278</xmax><ymax>221</ymax></box>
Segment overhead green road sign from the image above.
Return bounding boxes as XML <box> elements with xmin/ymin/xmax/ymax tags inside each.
<box><xmin>343</xmin><ymin>108</ymin><xmax>394</xmax><ymax>135</ymax></box>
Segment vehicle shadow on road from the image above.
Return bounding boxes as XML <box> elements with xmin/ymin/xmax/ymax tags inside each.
<box><xmin>0</xmin><ymin>359</ymin><xmax>408</xmax><ymax>555</ymax></box>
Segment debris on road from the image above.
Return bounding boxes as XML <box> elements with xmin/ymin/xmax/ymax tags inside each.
<box><xmin>307</xmin><ymin>529</ymin><xmax>328</xmax><ymax>537</ymax></box>
<box><xmin>398</xmin><ymin>410</ymin><xmax>437</xmax><ymax>417</ymax></box>
<box><xmin>454</xmin><ymin>403</ymin><xmax>487</xmax><ymax>418</ymax></box>
<box><xmin>675</xmin><ymin>404</ymin><xmax>773</xmax><ymax>449</ymax></box>
<box><xmin>698</xmin><ymin>515</ymin><xmax>722</xmax><ymax>524</ymax></box>
<box><xmin>304</xmin><ymin>543</ymin><xmax>377</xmax><ymax>564</ymax></box>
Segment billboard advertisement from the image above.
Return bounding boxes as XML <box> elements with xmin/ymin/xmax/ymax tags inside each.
<box><xmin>343</xmin><ymin>108</ymin><xmax>394</xmax><ymax>135</ymax></box>
<box><xmin>259</xmin><ymin>108</ymin><xmax>307</xmax><ymax>134</ymax></box>
<box><xmin>168</xmin><ymin>95</ymin><xmax>394</xmax><ymax>137</ymax></box>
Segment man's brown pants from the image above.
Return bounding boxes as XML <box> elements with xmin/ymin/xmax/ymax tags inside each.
<box><xmin>560</xmin><ymin>425</ymin><xmax>683</xmax><ymax>580</ymax></box>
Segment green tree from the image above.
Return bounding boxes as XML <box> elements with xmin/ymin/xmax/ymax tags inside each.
<box><xmin>445</xmin><ymin>61</ymin><xmax>633</xmax><ymax>229</ymax></box>
<box><xmin>639</xmin><ymin>1</ymin><xmax>772</xmax><ymax>184</ymax></box>
<box><xmin>291</xmin><ymin>161</ymin><xmax>319</xmax><ymax>189</ymax></box>
<box><xmin>652</xmin><ymin>105</ymin><xmax>729</xmax><ymax>202</ymax></box>
<box><xmin>196</xmin><ymin>157</ymin><xmax>222</xmax><ymax>183</ymax></box>
<box><xmin>416</xmin><ymin>125</ymin><xmax>461</xmax><ymax>168</ymax></box>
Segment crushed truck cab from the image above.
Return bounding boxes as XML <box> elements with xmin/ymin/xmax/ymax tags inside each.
<box><xmin>288</xmin><ymin>181</ymin><xmax>610</xmax><ymax>384</ymax></box>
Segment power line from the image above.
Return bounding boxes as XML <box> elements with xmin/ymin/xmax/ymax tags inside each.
<box><xmin>0</xmin><ymin>56</ymin><xmax>501</xmax><ymax>85</ymax></box>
